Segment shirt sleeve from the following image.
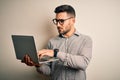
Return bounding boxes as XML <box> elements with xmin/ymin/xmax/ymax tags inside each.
<box><xmin>36</xmin><ymin>63</ymin><xmax>51</xmax><ymax>75</ymax></box>
<box><xmin>57</xmin><ymin>36</ymin><xmax>92</xmax><ymax>70</ymax></box>
<box><xmin>36</xmin><ymin>41</ymin><xmax>52</xmax><ymax>75</ymax></box>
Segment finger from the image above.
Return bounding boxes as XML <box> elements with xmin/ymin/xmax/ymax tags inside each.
<box><xmin>28</xmin><ymin>61</ymin><xmax>34</xmax><ymax>66</ymax></box>
<box><xmin>39</xmin><ymin>53</ymin><xmax>46</xmax><ymax>59</ymax></box>
<box><xmin>38</xmin><ymin>49</ymin><xmax>48</xmax><ymax>55</ymax></box>
<box><xmin>25</xmin><ymin>54</ymin><xmax>29</xmax><ymax>62</ymax></box>
<box><xmin>38</xmin><ymin>52</ymin><xmax>46</xmax><ymax>58</ymax></box>
<box><xmin>28</xmin><ymin>56</ymin><xmax>35</xmax><ymax>66</ymax></box>
<box><xmin>25</xmin><ymin>55</ymin><xmax>32</xmax><ymax>66</ymax></box>
<box><xmin>26</xmin><ymin>55</ymin><xmax>30</xmax><ymax>64</ymax></box>
<box><xmin>22</xmin><ymin>54</ymin><xmax>27</xmax><ymax>63</ymax></box>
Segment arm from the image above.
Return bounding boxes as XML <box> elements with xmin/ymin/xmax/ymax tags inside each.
<box><xmin>57</xmin><ymin>36</ymin><xmax>92</xmax><ymax>70</ymax></box>
<box><xmin>36</xmin><ymin>41</ymin><xmax>53</xmax><ymax>75</ymax></box>
<box><xmin>37</xmin><ymin>36</ymin><xmax>92</xmax><ymax>71</ymax></box>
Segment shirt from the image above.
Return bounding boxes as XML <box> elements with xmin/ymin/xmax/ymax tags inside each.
<box><xmin>37</xmin><ymin>30</ymin><xmax>92</xmax><ymax>80</ymax></box>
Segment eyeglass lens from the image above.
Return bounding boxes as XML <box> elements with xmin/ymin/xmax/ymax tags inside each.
<box><xmin>52</xmin><ymin>17</ymin><xmax>73</xmax><ymax>25</ymax></box>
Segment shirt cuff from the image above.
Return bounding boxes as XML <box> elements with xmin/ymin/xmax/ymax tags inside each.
<box><xmin>57</xmin><ymin>52</ymin><xmax>68</xmax><ymax>61</ymax></box>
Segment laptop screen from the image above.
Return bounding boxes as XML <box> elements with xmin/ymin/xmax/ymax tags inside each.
<box><xmin>12</xmin><ymin>35</ymin><xmax>39</xmax><ymax>64</ymax></box>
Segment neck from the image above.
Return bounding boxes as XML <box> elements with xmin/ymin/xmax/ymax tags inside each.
<box><xmin>64</xmin><ymin>26</ymin><xmax>75</xmax><ymax>38</ymax></box>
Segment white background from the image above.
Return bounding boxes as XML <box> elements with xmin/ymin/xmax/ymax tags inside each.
<box><xmin>0</xmin><ymin>0</ymin><xmax>120</xmax><ymax>80</ymax></box>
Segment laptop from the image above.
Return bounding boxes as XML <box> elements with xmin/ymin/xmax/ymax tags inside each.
<box><xmin>11</xmin><ymin>35</ymin><xmax>59</xmax><ymax>64</ymax></box>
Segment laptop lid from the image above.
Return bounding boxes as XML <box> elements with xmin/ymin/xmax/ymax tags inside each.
<box><xmin>12</xmin><ymin>35</ymin><xmax>39</xmax><ymax>64</ymax></box>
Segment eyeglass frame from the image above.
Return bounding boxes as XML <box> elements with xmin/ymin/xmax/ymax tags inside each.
<box><xmin>52</xmin><ymin>17</ymin><xmax>73</xmax><ymax>25</ymax></box>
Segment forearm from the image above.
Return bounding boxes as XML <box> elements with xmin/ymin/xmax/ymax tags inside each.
<box><xmin>57</xmin><ymin>52</ymin><xmax>91</xmax><ymax>70</ymax></box>
<box><xmin>57</xmin><ymin>37</ymin><xmax>92</xmax><ymax>70</ymax></box>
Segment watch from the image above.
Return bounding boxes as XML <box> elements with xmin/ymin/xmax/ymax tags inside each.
<box><xmin>54</xmin><ymin>49</ymin><xmax>59</xmax><ymax>57</ymax></box>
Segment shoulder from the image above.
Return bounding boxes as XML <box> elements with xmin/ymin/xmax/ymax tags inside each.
<box><xmin>80</xmin><ymin>34</ymin><xmax>93</xmax><ymax>46</ymax></box>
<box><xmin>82</xmin><ymin>34</ymin><xmax>92</xmax><ymax>41</ymax></box>
<box><xmin>74</xmin><ymin>30</ymin><xmax>92</xmax><ymax>41</ymax></box>
<box><xmin>48</xmin><ymin>35</ymin><xmax>60</xmax><ymax>43</ymax></box>
<box><xmin>78</xmin><ymin>33</ymin><xmax>92</xmax><ymax>44</ymax></box>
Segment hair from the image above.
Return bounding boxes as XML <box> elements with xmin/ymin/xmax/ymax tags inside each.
<box><xmin>54</xmin><ymin>4</ymin><xmax>76</xmax><ymax>17</ymax></box>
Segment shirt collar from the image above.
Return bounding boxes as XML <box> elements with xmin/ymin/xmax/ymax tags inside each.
<box><xmin>74</xmin><ymin>30</ymin><xmax>80</xmax><ymax>36</ymax></box>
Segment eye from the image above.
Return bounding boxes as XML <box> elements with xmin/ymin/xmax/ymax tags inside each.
<box><xmin>59</xmin><ymin>19</ymin><xmax>64</xmax><ymax>23</ymax></box>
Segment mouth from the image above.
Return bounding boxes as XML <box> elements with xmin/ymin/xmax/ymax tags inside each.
<box><xmin>58</xmin><ymin>27</ymin><xmax>62</xmax><ymax>30</ymax></box>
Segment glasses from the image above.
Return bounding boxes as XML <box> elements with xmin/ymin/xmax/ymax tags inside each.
<box><xmin>52</xmin><ymin>17</ymin><xmax>73</xmax><ymax>25</ymax></box>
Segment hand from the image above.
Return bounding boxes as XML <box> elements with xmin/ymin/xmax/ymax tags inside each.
<box><xmin>38</xmin><ymin>49</ymin><xmax>54</xmax><ymax>59</ymax></box>
<box><xmin>21</xmin><ymin>54</ymin><xmax>40</xmax><ymax>67</ymax></box>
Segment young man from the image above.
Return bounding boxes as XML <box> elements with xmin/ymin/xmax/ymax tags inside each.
<box><xmin>23</xmin><ymin>5</ymin><xmax>92</xmax><ymax>80</ymax></box>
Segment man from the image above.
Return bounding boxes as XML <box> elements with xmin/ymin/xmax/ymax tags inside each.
<box><xmin>23</xmin><ymin>5</ymin><xmax>92</xmax><ymax>80</ymax></box>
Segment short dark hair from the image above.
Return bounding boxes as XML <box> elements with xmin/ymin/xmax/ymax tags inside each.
<box><xmin>54</xmin><ymin>5</ymin><xmax>76</xmax><ymax>17</ymax></box>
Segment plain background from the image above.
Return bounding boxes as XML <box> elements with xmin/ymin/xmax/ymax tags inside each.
<box><xmin>0</xmin><ymin>0</ymin><xmax>120</xmax><ymax>80</ymax></box>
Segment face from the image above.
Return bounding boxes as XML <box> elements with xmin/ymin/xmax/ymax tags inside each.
<box><xmin>54</xmin><ymin>12</ymin><xmax>75</xmax><ymax>35</ymax></box>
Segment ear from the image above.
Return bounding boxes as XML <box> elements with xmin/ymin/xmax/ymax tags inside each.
<box><xmin>71</xmin><ymin>18</ymin><xmax>75</xmax><ymax>24</ymax></box>
<box><xmin>73</xmin><ymin>18</ymin><xmax>75</xmax><ymax>23</ymax></box>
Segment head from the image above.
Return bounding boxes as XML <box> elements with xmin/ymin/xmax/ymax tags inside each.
<box><xmin>53</xmin><ymin>5</ymin><xmax>76</xmax><ymax>36</ymax></box>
